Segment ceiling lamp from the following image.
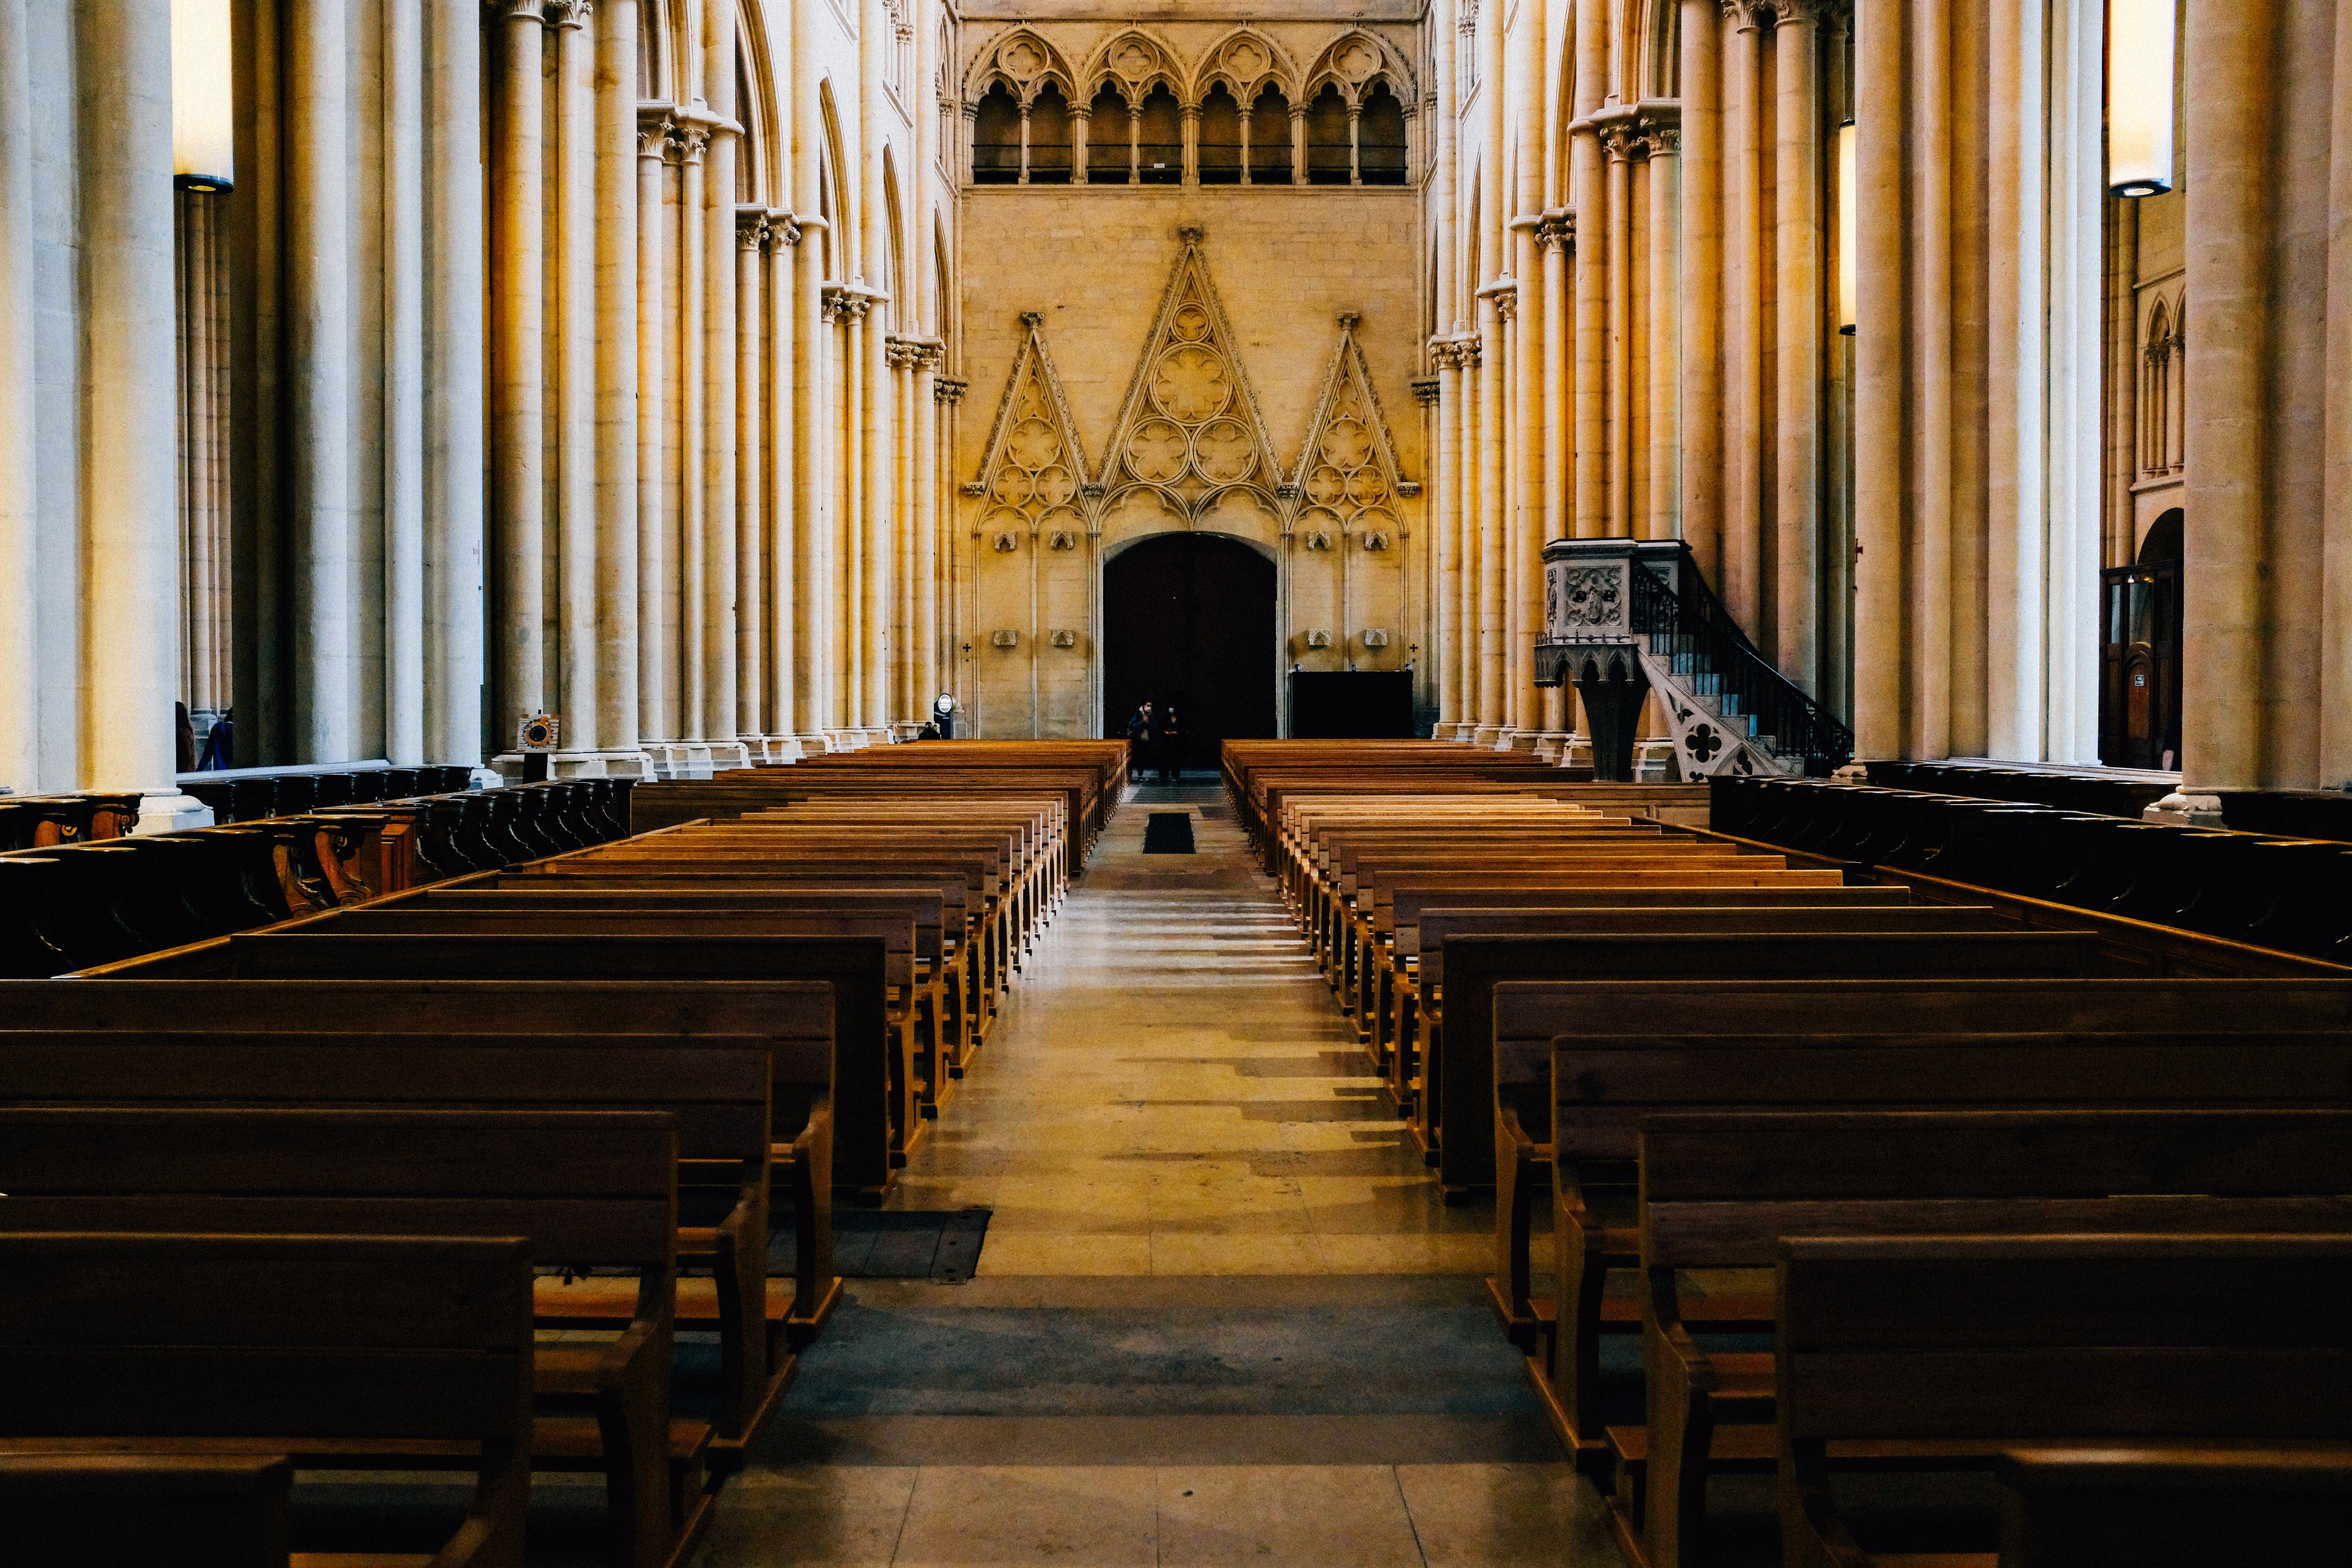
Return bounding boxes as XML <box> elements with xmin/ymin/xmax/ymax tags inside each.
<box><xmin>1838</xmin><ymin>121</ymin><xmax>1857</xmax><ymax>336</ymax></box>
<box><xmin>172</xmin><ymin>0</ymin><xmax>234</xmax><ymax>192</ymax></box>
<box><xmin>2107</xmin><ymin>0</ymin><xmax>2176</xmax><ymax>198</ymax></box>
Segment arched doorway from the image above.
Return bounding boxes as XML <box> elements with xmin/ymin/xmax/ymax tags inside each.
<box><xmin>2100</xmin><ymin>508</ymin><xmax>2184</xmax><ymax>770</ymax></box>
<box><xmin>1103</xmin><ymin>532</ymin><xmax>1277</xmax><ymax>773</ymax></box>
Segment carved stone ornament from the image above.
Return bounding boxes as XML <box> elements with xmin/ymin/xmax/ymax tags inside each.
<box><xmin>1559</xmin><ymin>566</ymin><xmax>1625</xmax><ymax>628</ymax></box>
<box><xmin>1303</xmin><ymin>630</ymin><xmax>1333</xmax><ymax>649</ymax></box>
<box><xmin>1049</xmin><ymin>630</ymin><xmax>1078</xmax><ymax>648</ymax></box>
<box><xmin>1047</xmin><ymin>531</ymin><xmax>1078</xmax><ymax>551</ymax></box>
<box><xmin>991</xmin><ymin>630</ymin><xmax>1020</xmax><ymax>648</ymax></box>
<box><xmin>1296</xmin><ymin>312</ymin><xmax>1412</xmax><ymax>546</ymax></box>
<box><xmin>1301</xmin><ymin>530</ymin><xmax>1333</xmax><ymax>551</ymax></box>
<box><xmin>970</xmin><ymin>313</ymin><xmax>1089</xmax><ymax>539</ymax></box>
<box><xmin>1361</xmin><ymin>531</ymin><xmax>1392</xmax><ymax>552</ymax></box>
<box><xmin>1362</xmin><ymin>629</ymin><xmax>1391</xmax><ymax>648</ymax></box>
<box><xmin>991</xmin><ymin>532</ymin><xmax>1020</xmax><ymax>553</ymax></box>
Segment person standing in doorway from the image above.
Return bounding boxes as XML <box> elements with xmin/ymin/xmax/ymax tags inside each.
<box><xmin>1157</xmin><ymin>704</ymin><xmax>1183</xmax><ymax>782</ymax></box>
<box><xmin>1127</xmin><ymin>701</ymin><xmax>1154</xmax><ymax>781</ymax></box>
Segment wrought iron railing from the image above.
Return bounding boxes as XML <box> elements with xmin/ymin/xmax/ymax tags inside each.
<box><xmin>1625</xmin><ymin>546</ymin><xmax>1855</xmax><ymax>776</ymax></box>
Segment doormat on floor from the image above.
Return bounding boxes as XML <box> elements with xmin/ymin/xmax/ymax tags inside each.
<box><xmin>770</xmin><ymin>1209</ymin><xmax>991</xmax><ymax>1282</ymax></box>
<box><xmin>1142</xmin><ymin>812</ymin><xmax>1197</xmax><ymax>853</ymax></box>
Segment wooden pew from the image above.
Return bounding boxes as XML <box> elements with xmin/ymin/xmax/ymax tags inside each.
<box><xmin>0</xmin><ymin>1107</ymin><xmax>689</xmax><ymax>1568</ymax></box>
<box><xmin>1439</xmin><ymin>928</ymin><xmax>2103</xmax><ymax>1196</ymax></box>
<box><xmin>0</xmin><ymin>977</ymin><xmax>836</xmax><ymax>1454</ymax></box>
<box><xmin>0</xmin><ymin>1232</ymin><xmax>534</xmax><ymax>1568</ymax></box>
<box><xmin>0</xmin><ymin>1455</ymin><xmax>294</xmax><ymax>1568</ymax></box>
<box><xmin>1622</xmin><ymin>1107</ymin><xmax>2352</xmax><ymax>1568</ymax></box>
<box><xmin>1501</xmin><ymin>980</ymin><xmax>2352</xmax><ymax>1471</ymax></box>
<box><xmin>1992</xmin><ymin>1447</ymin><xmax>2352</xmax><ymax>1568</ymax></box>
<box><xmin>1777</xmin><ymin>1236</ymin><xmax>2352</xmax><ymax>1568</ymax></box>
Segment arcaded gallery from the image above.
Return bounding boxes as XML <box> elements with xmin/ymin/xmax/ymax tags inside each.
<box><xmin>4</xmin><ymin>0</ymin><xmax>2352</xmax><ymax>1564</ymax></box>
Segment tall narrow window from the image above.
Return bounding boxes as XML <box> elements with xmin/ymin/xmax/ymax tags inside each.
<box><xmin>1197</xmin><ymin>84</ymin><xmax>1242</xmax><ymax>184</ymax></box>
<box><xmin>1358</xmin><ymin>82</ymin><xmax>1406</xmax><ymax>184</ymax></box>
<box><xmin>1028</xmin><ymin>84</ymin><xmax>1073</xmax><ymax>183</ymax></box>
<box><xmin>973</xmin><ymin>82</ymin><xmax>1020</xmax><ymax>183</ymax></box>
<box><xmin>1305</xmin><ymin>83</ymin><xmax>1351</xmax><ymax>185</ymax></box>
<box><xmin>1088</xmin><ymin>85</ymin><xmax>1129</xmax><ymax>181</ymax></box>
<box><xmin>1249</xmin><ymin>85</ymin><xmax>1292</xmax><ymax>184</ymax></box>
<box><xmin>1137</xmin><ymin>84</ymin><xmax>1181</xmax><ymax>184</ymax></box>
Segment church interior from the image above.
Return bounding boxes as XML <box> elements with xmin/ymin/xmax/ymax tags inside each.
<box><xmin>5</xmin><ymin>0</ymin><xmax>2352</xmax><ymax>1564</ymax></box>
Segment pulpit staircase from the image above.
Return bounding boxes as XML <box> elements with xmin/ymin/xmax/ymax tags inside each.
<box><xmin>1536</xmin><ymin>539</ymin><xmax>1854</xmax><ymax>779</ymax></box>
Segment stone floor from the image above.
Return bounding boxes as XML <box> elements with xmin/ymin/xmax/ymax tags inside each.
<box><xmin>691</xmin><ymin>778</ymin><xmax>1612</xmax><ymax>1567</ymax></box>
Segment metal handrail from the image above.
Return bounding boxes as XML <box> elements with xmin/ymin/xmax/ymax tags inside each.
<box><xmin>1626</xmin><ymin>546</ymin><xmax>1855</xmax><ymax>775</ymax></box>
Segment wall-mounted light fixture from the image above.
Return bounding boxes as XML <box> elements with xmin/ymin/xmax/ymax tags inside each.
<box><xmin>1837</xmin><ymin>121</ymin><xmax>1857</xmax><ymax>336</ymax></box>
<box><xmin>2107</xmin><ymin>0</ymin><xmax>2176</xmax><ymax>197</ymax></box>
<box><xmin>991</xmin><ymin>629</ymin><xmax>1020</xmax><ymax>648</ymax></box>
<box><xmin>172</xmin><ymin>0</ymin><xmax>235</xmax><ymax>192</ymax></box>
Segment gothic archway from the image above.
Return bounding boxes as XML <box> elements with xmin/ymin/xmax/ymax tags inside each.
<box><xmin>1102</xmin><ymin>533</ymin><xmax>1278</xmax><ymax>773</ymax></box>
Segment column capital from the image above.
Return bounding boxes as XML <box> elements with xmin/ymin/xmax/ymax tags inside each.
<box><xmin>935</xmin><ymin>376</ymin><xmax>969</xmax><ymax>405</ymax></box>
<box><xmin>1600</xmin><ymin>121</ymin><xmax>1643</xmax><ymax>162</ymax></box>
<box><xmin>489</xmin><ymin>0</ymin><xmax>548</xmax><ymax>22</ymax></box>
<box><xmin>1720</xmin><ymin>0</ymin><xmax>1772</xmax><ymax>29</ymax></box>
<box><xmin>736</xmin><ymin>207</ymin><xmax>769</xmax><ymax>250</ymax></box>
<box><xmin>1773</xmin><ymin>0</ymin><xmax>1824</xmax><ymax>23</ymax></box>
<box><xmin>548</xmin><ymin>0</ymin><xmax>593</xmax><ymax>29</ymax></box>
<box><xmin>1411</xmin><ymin>375</ymin><xmax>1442</xmax><ymax>406</ymax></box>
<box><xmin>768</xmin><ymin>209</ymin><xmax>803</xmax><ymax>246</ymax></box>
<box><xmin>673</xmin><ymin>124</ymin><xmax>710</xmax><ymax>165</ymax></box>
<box><xmin>1536</xmin><ymin>208</ymin><xmax>1575</xmax><ymax>250</ymax></box>
<box><xmin>637</xmin><ymin>109</ymin><xmax>676</xmax><ymax>158</ymax></box>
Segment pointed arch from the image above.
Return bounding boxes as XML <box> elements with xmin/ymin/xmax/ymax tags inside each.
<box><xmin>1081</xmin><ymin>27</ymin><xmax>1183</xmax><ymax>111</ymax></box>
<box><xmin>1191</xmin><ymin>25</ymin><xmax>1300</xmax><ymax>107</ymax></box>
<box><xmin>962</xmin><ymin>25</ymin><xmax>1077</xmax><ymax>108</ymax></box>
<box><xmin>1639</xmin><ymin>0</ymin><xmax>1681</xmax><ymax>100</ymax></box>
<box><xmin>1303</xmin><ymin>28</ymin><xmax>1417</xmax><ymax>110</ymax></box>
<box><xmin>882</xmin><ymin>147</ymin><xmax>906</xmax><ymax>333</ymax></box>
<box><xmin>817</xmin><ymin>77</ymin><xmax>851</xmax><ymax>281</ymax></box>
<box><xmin>733</xmin><ymin>0</ymin><xmax>783</xmax><ymax>205</ymax></box>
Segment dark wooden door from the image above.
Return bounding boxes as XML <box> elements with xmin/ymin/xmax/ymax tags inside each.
<box><xmin>1103</xmin><ymin>533</ymin><xmax>1277</xmax><ymax>772</ymax></box>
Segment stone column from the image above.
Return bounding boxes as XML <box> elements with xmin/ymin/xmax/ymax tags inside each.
<box><xmin>862</xmin><ymin>294</ymin><xmax>893</xmax><ymax>735</ymax></box>
<box><xmin>177</xmin><ymin>191</ymin><xmax>230</xmax><ymax>729</ymax></box>
<box><xmin>1774</xmin><ymin>0</ymin><xmax>1821</xmax><ymax>692</ymax></box>
<box><xmin>915</xmin><ymin>344</ymin><xmax>942</xmax><ymax>724</ymax></box>
<box><xmin>2325</xmin><ymin>4</ymin><xmax>2352</xmax><ymax>785</ymax></box>
<box><xmin>1477</xmin><ymin>293</ymin><xmax>1507</xmax><ymax>746</ymax></box>
<box><xmin>703</xmin><ymin>7</ymin><xmax>741</xmax><ymax>758</ymax></box>
<box><xmin>554</xmin><ymin>0</ymin><xmax>598</xmax><ymax>751</ymax></box>
<box><xmin>1017</xmin><ymin>103</ymin><xmax>1031</xmax><ymax>185</ymax></box>
<box><xmin>1539</xmin><ymin>215</ymin><xmax>1571</xmax><ymax>743</ymax></box>
<box><xmin>635</xmin><ymin>111</ymin><xmax>674</xmax><ymax>746</ymax></box>
<box><xmin>1290</xmin><ymin>103</ymin><xmax>1307</xmax><ymax>186</ymax></box>
<box><xmin>1647</xmin><ymin>123</ymin><xmax>1682</xmax><ymax>541</ymax></box>
<box><xmin>1072</xmin><ymin>106</ymin><xmax>1090</xmax><ymax>184</ymax></box>
<box><xmin>1430</xmin><ymin>345</ymin><xmax>1461</xmax><ymax>734</ymax></box>
<box><xmin>0</xmin><ymin>0</ymin><xmax>32</xmax><ymax>789</ymax></box>
<box><xmin>425</xmin><ymin>0</ymin><xmax>486</xmax><ymax>768</ymax></box>
<box><xmin>1181</xmin><ymin>103</ymin><xmax>1200</xmax><ymax>186</ymax></box>
<box><xmin>79</xmin><ymin>0</ymin><xmax>202</xmax><ymax>820</ymax></box>
<box><xmin>1851</xmin><ymin>0</ymin><xmax>1906</xmax><ymax>759</ymax></box>
<box><xmin>596</xmin><ymin>0</ymin><xmax>641</xmax><ymax>764</ymax></box>
<box><xmin>1570</xmin><ymin>2</ymin><xmax>1606</xmax><ymax>540</ymax></box>
<box><xmin>1680</xmin><ymin>0</ymin><xmax>1724</xmax><ymax>584</ymax></box>
<box><xmin>736</xmin><ymin>212</ymin><xmax>767</xmax><ymax>744</ymax></box>
<box><xmin>1605</xmin><ymin>124</ymin><xmax>1635</xmax><ymax>539</ymax></box>
<box><xmin>677</xmin><ymin>121</ymin><xmax>708</xmax><ymax>740</ymax></box>
<box><xmin>491</xmin><ymin>0</ymin><xmax>547</xmax><ymax>748</ymax></box>
<box><xmin>289</xmin><ymin>0</ymin><xmax>354</xmax><ymax>760</ymax></box>
<box><xmin>1457</xmin><ymin>337</ymin><xmax>1481</xmax><ymax>732</ymax></box>
<box><xmin>768</xmin><ymin>213</ymin><xmax>800</xmax><ymax>742</ymax></box>
<box><xmin>1908</xmin><ymin>0</ymin><xmax>1953</xmax><ymax>760</ymax></box>
<box><xmin>1130</xmin><ymin>103</ymin><xmax>1144</xmax><ymax>185</ymax></box>
<box><xmin>1347</xmin><ymin>102</ymin><xmax>1363</xmax><ymax>185</ymax></box>
<box><xmin>793</xmin><ymin>221</ymin><xmax>832</xmax><ymax>748</ymax></box>
<box><xmin>839</xmin><ymin>290</ymin><xmax>866</xmax><ymax>732</ymax></box>
<box><xmin>2178</xmin><ymin>0</ymin><xmax>2275</xmax><ymax>798</ymax></box>
<box><xmin>1720</xmin><ymin>0</ymin><xmax>1767</xmax><ymax>635</ymax></box>
<box><xmin>382</xmin><ymin>5</ymin><xmax>423</xmax><ymax>764</ymax></box>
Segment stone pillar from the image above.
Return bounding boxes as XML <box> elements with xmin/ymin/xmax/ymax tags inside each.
<box><xmin>78</xmin><ymin>0</ymin><xmax>203</xmax><ymax>822</ymax></box>
<box><xmin>1129</xmin><ymin>103</ymin><xmax>1143</xmax><ymax>184</ymax></box>
<box><xmin>1289</xmin><ymin>103</ymin><xmax>1306</xmax><ymax>186</ymax></box>
<box><xmin>677</xmin><ymin>121</ymin><xmax>708</xmax><ymax>740</ymax></box>
<box><xmin>288</xmin><ymin>0</ymin><xmax>354</xmax><ymax>760</ymax></box>
<box><xmin>1680</xmin><ymin>0</ymin><xmax>1724</xmax><ymax>584</ymax></box>
<box><xmin>1181</xmin><ymin>103</ymin><xmax>1200</xmax><ymax>186</ymax></box>
<box><xmin>1851</xmin><ymin>0</ymin><xmax>1906</xmax><ymax>759</ymax></box>
<box><xmin>177</xmin><ymin>191</ymin><xmax>230</xmax><ymax>729</ymax></box>
<box><xmin>1476</xmin><ymin>294</ymin><xmax>1507</xmax><ymax>746</ymax></box>
<box><xmin>491</xmin><ymin>0</ymin><xmax>547</xmax><ymax>749</ymax></box>
<box><xmin>425</xmin><ymin>0</ymin><xmax>486</xmax><ymax>768</ymax></box>
<box><xmin>635</xmin><ymin>112</ymin><xmax>674</xmax><ymax>745</ymax></box>
<box><xmin>1072</xmin><ymin>107</ymin><xmax>1090</xmax><ymax>184</ymax></box>
<box><xmin>383</xmin><ymin>3</ymin><xmax>424</xmax><ymax>764</ymax></box>
<box><xmin>862</xmin><ymin>293</ymin><xmax>893</xmax><ymax>735</ymax></box>
<box><xmin>2177</xmin><ymin>0</ymin><xmax>2275</xmax><ymax>798</ymax></box>
<box><xmin>554</xmin><ymin>0</ymin><xmax>598</xmax><ymax>751</ymax></box>
<box><xmin>1604</xmin><ymin>125</ymin><xmax>1635</xmax><ymax>539</ymax></box>
<box><xmin>1774</xmin><ymin>0</ymin><xmax>1821</xmax><ymax>693</ymax></box>
<box><xmin>1347</xmin><ymin>103</ymin><xmax>1363</xmax><ymax>185</ymax></box>
<box><xmin>2325</xmin><ymin>4</ymin><xmax>2352</xmax><ymax>786</ymax></box>
<box><xmin>1569</xmin><ymin>0</ymin><xmax>1606</xmax><ymax>541</ymax></box>
<box><xmin>793</xmin><ymin>228</ymin><xmax>832</xmax><ymax>749</ymax></box>
<box><xmin>1457</xmin><ymin>336</ymin><xmax>1482</xmax><ymax>733</ymax></box>
<box><xmin>736</xmin><ymin>212</ymin><xmax>767</xmax><ymax>743</ymax></box>
<box><xmin>703</xmin><ymin>6</ymin><xmax>741</xmax><ymax>758</ymax></box>
<box><xmin>1539</xmin><ymin>216</ymin><xmax>1571</xmax><ymax>743</ymax></box>
<box><xmin>596</xmin><ymin>0</ymin><xmax>642</xmax><ymax>764</ymax></box>
<box><xmin>0</xmin><ymin>0</ymin><xmax>32</xmax><ymax>789</ymax></box>
<box><xmin>915</xmin><ymin>344</ymin><xmax>942</xmax><ymax>726</ymax></box>
<box><xmin>1908</xmin><ymin>0</ymin><xmax>1954</xmax><ymax>760</ymax></box>
<box><xmin>1647</xmin><ymin>123</ymin><xmax>1682</xmax><ymax>541</ymax></box>
<box><xmin>768</xmin><ymin>213</ymin><xmax>800</xmax><ymax>742</ymax></box>
<box><xmin>1017</xmin><ymin>103</ymin><xmax>1031</xmax><ymax>185</ymax></box>
<box><xmin>838</xmin><ymin>290</ymin><xmax>866</xmax><ymax>732</ymax></box>
<box><xmin>1722</xmin><ymin>0</ymin><xmax>1766</xmax><ymax>633</ymax></box>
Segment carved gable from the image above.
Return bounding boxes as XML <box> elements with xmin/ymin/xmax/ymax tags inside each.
<box><xmin>970</xmin><ymin>313</ymin><xmax>1089</xmax><ymax>543</ymax></box>
<box><xmin>1097</xmin><ymin>227</ymin><xmax>1284</xmax><ymax>528</ymax></box>
<box><xmin>1293</xmin><ymin>312</ymin><xmax>1410</xmax><ymax>545</ymax></box>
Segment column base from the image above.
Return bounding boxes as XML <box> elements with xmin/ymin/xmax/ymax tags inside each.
<box><xmin>488</xmin><ymin>749</ymin><xmax>657</xmax><ymax>784</ymax></box>
<box><xmin>740</xmin><ymin>735</ymin><xmax>806</xmax><ymax>766</ymax></box>
<box><xmin>793</xmin><ymin>732</ymin><xmax>837</xmax><ymax>757</ymax></box>
<box><xmin>1530</xmin><ymin>730</ymin><xmax>1573</xmax><ymax>763</ymax></box>
<box><xmin>634</xmin><ymin>742</ymin><xmax>715</xmax><ymax>779</ymax></box>
<box><xmin>466</xmin><ymin>767</ymin><xmax>504</xmax><ymax>790</ymax></box>
<box><xmin>822</xmin><ymin>729</ymin><xmax>867</xmax><ymax>752</ymax></box>
<box><xmin>2144</xmin><ymin>791</ymin><xmax>2227</xmax><ymax>828</ymax></box>
<box><xmin>1437</xmin><ymin>722</ymin><xmax>1478</xmax><ymax>743</ymax></box>
<box><xmin>1500</xmin><ymin>729</ymin><xmax>1544</xmax><ymax>753</ymax></box>
<box><xmin>860</xmin><ymin>726</ymin><xmax>895</xmax><ymax>746</ymax></box>
<box><xmin>1555</xmin><ymin>733</ymin><xmax>1592</xmax><ymax>771</ymax></box>
<box><xmin>889</xmin><ymin>719</ymin><xmax>926</xmax><ymax>742</ymax></box>
<box><xmin>1471</xmin><ymin>724</ymin><xmax>1508</xmax><ymax>749</ymax></box>
<box><xmin>131</xmin><ymin>789</ymin><xmax>216</xmax><ymax>834</ymax></box>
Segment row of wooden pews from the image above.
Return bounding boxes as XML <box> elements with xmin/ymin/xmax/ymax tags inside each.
<box><xmin>0</xmin><ymin>745</ymin><xmax>1105</xmax><ymax>1568</ymax></box>
<box><xmin>1226</xmin><ymin>739</ymin><xmax>2352</xmax><ymax>1568</ymax></box>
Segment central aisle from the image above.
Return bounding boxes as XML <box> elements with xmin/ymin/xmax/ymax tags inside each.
<box><xmin>693</xmin><ymin>780</ymin><xmax>1610</xmax><ymax>1567</ymax></box>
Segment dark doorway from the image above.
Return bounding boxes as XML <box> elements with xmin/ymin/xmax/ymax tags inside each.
<box><xmin>1103</xmin><ymin>532</ymin><xmax>1277</xmax><ymax>773</ymax></box>
<box><xmin>2100</xmin><ymin>508</ymin><xmax>2184</xmax><ymax>771</ymax></box>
